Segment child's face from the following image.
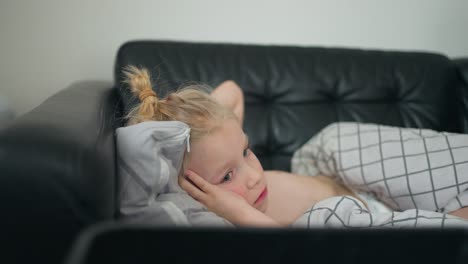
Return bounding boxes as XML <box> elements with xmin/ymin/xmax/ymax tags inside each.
<box><xmin>186</xmin><ymin>119</ymin><xmax>268</xmax><ymax>212</ymax></box>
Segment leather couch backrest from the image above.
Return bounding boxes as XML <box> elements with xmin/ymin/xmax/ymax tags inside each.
<box><xmin>115</xmin><ymin>41</ymin><xmax>465</xmax><ymax>171</ymax></box>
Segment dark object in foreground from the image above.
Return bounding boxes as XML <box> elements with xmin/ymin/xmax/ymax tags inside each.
<box><xmin>67</xmin><ymin>224</ymin><xmax>468</xmax><ymax>264</ymax></box>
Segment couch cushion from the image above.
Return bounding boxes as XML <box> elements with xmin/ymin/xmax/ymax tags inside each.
<box><xmin>115</xmin><ymin>40</ymin><xmax>463</xmax><ymax>171</ymax></box>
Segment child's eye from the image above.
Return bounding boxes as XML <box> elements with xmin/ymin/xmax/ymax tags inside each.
<box><xmin>243</xmin><ymin>148</ymin><xmax>250</xmax><ymax>157</ymax></box>
<box><xmin>221</xmin><ymin>172</ymin><xmax>233</xmax><ymax>183</ymax></box>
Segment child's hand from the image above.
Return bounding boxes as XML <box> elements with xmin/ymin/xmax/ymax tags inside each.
<box><xmin>179</xmin><ymin>170</ymin><xmax>252</xmax><ymax>225</ymax></box>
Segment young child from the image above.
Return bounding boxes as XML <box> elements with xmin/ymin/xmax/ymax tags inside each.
<box><xmin>123</xmin><ymin>66</ymin><xmax>468</xmax><ymax>227</ymax></box>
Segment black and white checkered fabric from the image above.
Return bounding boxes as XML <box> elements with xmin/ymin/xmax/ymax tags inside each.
<box><xmin>291</xmin><ymin>122</ymin><xmax>468</xmax><ymax>228</ymax></box>
<box><xmin>291</xmin><ymin>195</ymin><xmax>468</xmax><ymax>228</ymax></box>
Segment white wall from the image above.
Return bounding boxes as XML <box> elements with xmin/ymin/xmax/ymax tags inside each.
<box><xmin>1</xmin><ymin>0</ymin><xmax>468</xmax><ymax>116</ymax></box>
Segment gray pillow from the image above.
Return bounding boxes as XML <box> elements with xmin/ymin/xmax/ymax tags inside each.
<box><xmin>117</xmin><ymin>121</ymin><xmax>232</xmax><ymax>227</ymax></box>
<box><xmin>117</xmin><ymin>121</ymin><xmax>190</xmax><ymax>226</ymax></box>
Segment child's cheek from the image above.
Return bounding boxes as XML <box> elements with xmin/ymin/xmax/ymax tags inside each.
<box><xmin>228</xmin><ymin>187</ymin><xmax>248</xmax><ymax>199</ymax></box>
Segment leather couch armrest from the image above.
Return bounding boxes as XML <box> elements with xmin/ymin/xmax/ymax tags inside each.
<box><xmin>0</xmin><ymin>81</ymin><xmax>120</xmax><ymax>264</ymax></box>
<box><xmin>456</xmin><ymin>58</ymin><xmax>468</xmax><ymax>81</ymax></box>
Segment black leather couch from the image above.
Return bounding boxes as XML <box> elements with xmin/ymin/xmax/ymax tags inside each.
<box><xmin>1</xmin><ymin>40</ymin><xmax>468</xmax><ymax>264</ymax></box>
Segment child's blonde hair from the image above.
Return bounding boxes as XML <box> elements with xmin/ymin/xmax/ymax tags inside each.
<box><xmin>123</xmin><ymin>65</ymin><xmax>237</xmax><ymax>143</ymax></box>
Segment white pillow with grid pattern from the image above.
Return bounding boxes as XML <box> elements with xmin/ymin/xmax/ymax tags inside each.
<box><xmin>292</xmin><ymin>122</ymin><xmax>468</xmax><ymax>214</ymax></box>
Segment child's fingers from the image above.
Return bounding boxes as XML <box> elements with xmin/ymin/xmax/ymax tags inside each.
<box><xmin>185</xmin><ymin>170</ymin><xmax>212</xmax><ymax>193</ymax></box>
<box><xmin>179</xmin><ymin>176</ymin><xmax>206</xmax><ymax>202</ymax></box>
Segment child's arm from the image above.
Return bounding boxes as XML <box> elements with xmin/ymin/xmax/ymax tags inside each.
<box><xmin>210</xmin><ymin>80</ymin><xmax>244</xmax><ymax>125</ymax></box>
<box><xmin>449</xmin><ymin>207</ymin><xmax>468</xmax><ymax>220</ymax></box>
<box><xmin>179</xmin><ymin>170</ymin><xmax>281</xmax><ymax>227</ymax></box>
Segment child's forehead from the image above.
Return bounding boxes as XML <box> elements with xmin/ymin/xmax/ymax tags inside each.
<box><xmin>199</xmin><ymin>131</ymin><xmax>249</xmax><ymax>180</ymax></box>
<box><xmin>203</xmin><ymin>130</ymin><xmax>247</xmax><ymax>152</ymax></box>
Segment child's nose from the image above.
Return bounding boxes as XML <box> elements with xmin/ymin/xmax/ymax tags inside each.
<box><xmin>246</xmin><ymin>167</ymin><xmax>262</xmax><ymax>189</ymax></box>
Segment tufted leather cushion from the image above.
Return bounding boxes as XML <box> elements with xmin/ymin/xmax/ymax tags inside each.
<box><xmin>455</xmin><ymin>59</ymin><xmax>468</xmax><ymax>132</ymax></box>
<box><xmin>115</xmin><ymin>41</ymin><xmax>465</xmax><ymax>171</ymax></box>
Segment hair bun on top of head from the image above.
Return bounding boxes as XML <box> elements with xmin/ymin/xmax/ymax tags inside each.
<box><xmin>123</xmin><ymin>65</ymin><xmax>157</xmax><ymax>101</ymax></box>
<box><xmin>123</xmin><ymin>65</ymin><xmax>163</xmax><ymax>124</ymax></box>
<box><xmin>138</xmin><ymin>89</ymin><xmax>157</xmax><ymax>102</ymax></box>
